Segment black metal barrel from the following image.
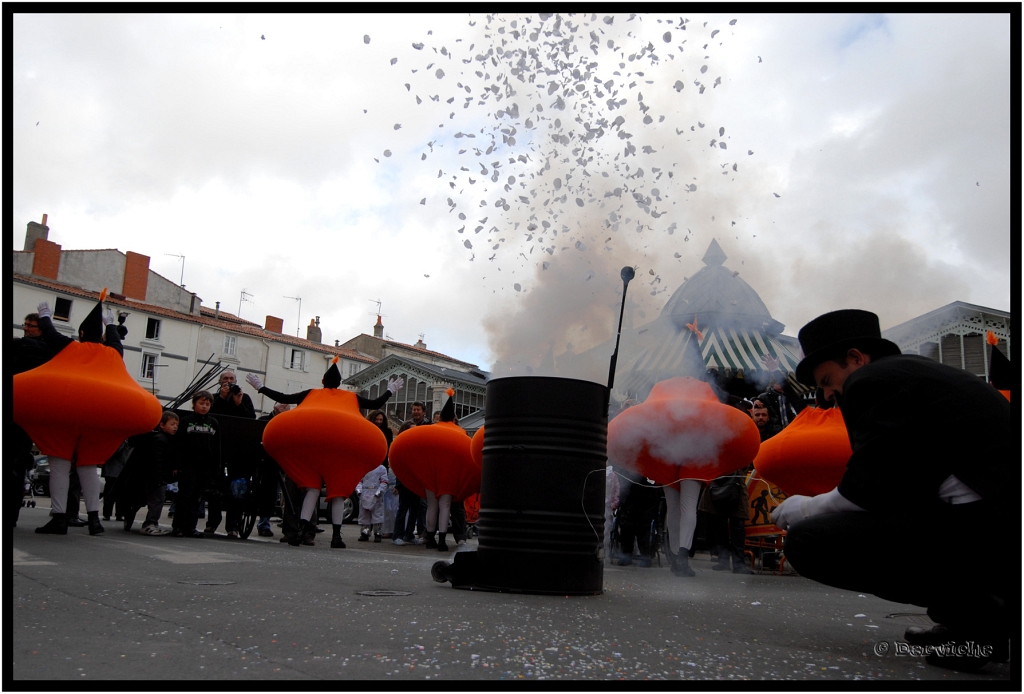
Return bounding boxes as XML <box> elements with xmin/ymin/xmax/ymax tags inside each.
<box><xmin>475</xmin><ymin>376</ymin><xmax>608</xmax><ymax>595</ymax></box>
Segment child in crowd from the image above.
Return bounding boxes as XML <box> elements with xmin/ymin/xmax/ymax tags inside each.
<box><xmin>171</xmin><ymin>392</ymin><xmax>223</xmax><ymax>538</ymax></box>
<box><xmin>120</xmin><ymin>411</ymin><xmax>179</xmax><ymax>535</ymax></box>
<box><xmin>356</xmin><ymin>464</ymin><xmax>389</xmax><ymax>543</ymax></box>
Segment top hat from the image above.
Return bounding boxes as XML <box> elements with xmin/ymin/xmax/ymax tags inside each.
<box><xmin>795</xmin><ymin>309</ymin><xmax>901</xmax><ymax>387</ymax></box>
<box><xmin>322</xmin><ymin>355</ymin><xmax>342</xmax><ymax>389</ymax></box>
<box><xmin>439</xmin><ymin>388</ymin><xmax>456</xmax><ymax>422</ymax></box>
<box><xmin>79</xmin><ymin>288</ymin><xmax>109</xmax><ymax>343</ymax></box>
<box><xmin>987</xmin><ymin>331</ymin><xmax>1011</xmax><ymax>391</ymax></box>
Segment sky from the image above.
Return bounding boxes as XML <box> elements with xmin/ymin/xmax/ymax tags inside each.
<box><xmin>12</xmin><ymin>12</ymin><xmax>1013</xmax><ymax>375</ymax></box>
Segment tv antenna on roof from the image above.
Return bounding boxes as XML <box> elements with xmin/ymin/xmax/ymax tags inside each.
<box><xmin>164</xmin><ymin>253</ymin><xmax>186</xmax><ymax>287</ymax></box>
<box><xmin>238</xmin><ymin>288</ymin><xmax>254</xmax><ymax>318</ymax></box>
<box><xmin>368</xmin><ymin>298</ymin><xmax>387</xmax><ymax>318</ymax></box>
<box><xmin>284</xmin><ymin>295</ymin><xmax>302</xmax><ymax>337</ymax></box>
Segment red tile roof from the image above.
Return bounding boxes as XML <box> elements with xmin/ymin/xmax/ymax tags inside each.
<box><xmin>14</xmin><ymin>273</ymin><xmax>377</xmax><ymax>364</ymax></box>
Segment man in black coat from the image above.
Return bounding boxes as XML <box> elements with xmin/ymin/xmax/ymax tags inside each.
<box><xmin>772</xmin><ymin>310</ymin><xmax>1012</xmax><ymax>671</ymax></box>
<box><xmin>210</xmin><ymin>370</ymin><xmax>257</xmax><ymax>419</ymax></box>
<box><xmin>13</xmin><ymin>312</ymin><xmax>49</xmax><ymax>526</ymax></box>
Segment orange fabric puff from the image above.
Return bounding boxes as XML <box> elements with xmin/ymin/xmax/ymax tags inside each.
<box><xmin>262</xmin><ymin>389</ymin><xmax>387</xmax><ymax>499</ymax></box>
<box><xmin>14</xmin><ymin>342</ymin><xmax>163</xmax><ymax>466</ymax></box>
<box><xmin>390</xmin><ymin>422</ymin><xmax>479</xmax><ymax>501</ymax></box>
<box><xmin>470</xmin><ymin>426</ymin><xmax>485</xmax><ymax>468</ymax></box>
<box><xmin>753</xmin><ymin>406</ymin><xmax>852</xmax><ymax>497</ymax></box>
<box><xmin>607</xmin><ymin>376</ymin><xmax>761</xmax><ymax>484</ymax></box>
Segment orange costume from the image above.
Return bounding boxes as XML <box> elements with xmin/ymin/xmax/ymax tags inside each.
<box><xmin>263</xmin><ymin>389</ymin><xmax>388</xmax><ymax>499</ymax></box>
<box><xmin>388</xmin><ymin>388</ymin><xmax>475</xmax><ymax>551</ymax></box>
<box><xmin>753</xmin><ymin>406</ymin><xmax>852</xmax><ymax>498</ymax></box>
<box><xmin>607</xmin><ymin>376</ymin><xmax>760</xmax><ymax>576</ymax></box>
<box><xmin>15</xmin><ymin>290</ymin><xmax>161</xmax><ymax>536</ymax></box>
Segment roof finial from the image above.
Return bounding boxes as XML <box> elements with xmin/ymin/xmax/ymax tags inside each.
<box><xmin>701</xmin><ymin>238</ymin><xmax>727</xmax><ymax>266</ymax></box>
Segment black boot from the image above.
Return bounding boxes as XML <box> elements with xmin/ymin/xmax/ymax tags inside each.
<box><xmin>731</xmin><ymin>549</ymin><xmax>753</xmax><ymax>574</ymax></box>
<box><xmin>424</xmin><ymin>531</ymin><xmax>438</xmax><ymax>549</ymax></box>
<box><xmin>711</xmin><ymin>546</ymin><xmax>731</xmax><ymax>571</ymax></box>
<box><xmin>436</xmin><ymin>532</ymin><xmax>449</xmax><ymax>552</ymax></box>
<box><xmin>671</xmin><ymin>552</ymin><xmax>696</xmax><ymax>577</ymax></box>
<box><xmin>87</xmin><ymin>511</ymin><xmax>105</xmax><ymax>536</ymax></box>
<box><xmin>331</xmin><ymin>524</ymin><xmax>346</xmax><ymax>549</ymax></box>
<box><xmin>357</xmin><ymin>527</ymin><xmax>370</xmax><ymax>542</ymax></box>
<box><xmin>288</xmin><ymin>520</ymin><xmax>308</xmax><ymax>546</ymax></box>
<box><xmin>36</xmin><ymin>513</ymin><xmax>68</xmax><ymax>535</ymax></box>
<box><xmin>301</xmin><ymin>521</ymin><xmax>317</xmax><ymax>546</ymax></box>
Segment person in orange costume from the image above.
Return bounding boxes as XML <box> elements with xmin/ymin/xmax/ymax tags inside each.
<box><xmin>753</xmin><ymin>406</ymin><xmax>852</xmax><ymax>498</ymax></box>
<box><xmin>15</xmin><ymin>291</ymin><xmax>162</xmax><ymax>536</ymax></box>
<box><xmin>608</xmin><ymin>377</ymin><xmax>760</xmax><ymax>577</ymax></box>
<box><xmin>389</xmin><ymin>390</ymin><xmax>478</xmax><ymax>552</ymax></box>
<box><xmin>245</xmin><ymin>359</ymin><xmax>403</xmax><ymax>548</ymax></box>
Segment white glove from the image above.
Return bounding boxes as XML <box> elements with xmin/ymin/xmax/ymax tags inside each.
<box><xmin>770</xmin><ymin>495</ymin><xmax>810</xmax><ymax>531</ymax></box>
<box><xmin>37</xmin><ymin>301</ymin><xmax>53</xmax><ymax>319</ymax></box>
<box><xmin>102</xmin><ymin>308</ymin><xmax>116</xmax><ymax>327</ymax></box>
<box><xmin>375</xmin><ymin>490</ymin><xmax>382</xmax><ymax>497</ymax></box>
<box><xmin>387</xmin><ymin>377</ymin><xmax>405</xmax><ymax>395</ymax></box>
<box><xmin>245</xmin><ymin>373</ymin><xmax>264</xmax><ymax>391</ymax></box>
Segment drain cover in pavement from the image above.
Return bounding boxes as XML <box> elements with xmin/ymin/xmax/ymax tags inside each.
<box><xmin>178</xmin><ymin>580</ymin><xmax>236</xmax><ymax>586</ymax></box>
<box><xmin>357</xmin><ymin>590</ymin><xmax>412</xmax><ymax>596</ymax></box>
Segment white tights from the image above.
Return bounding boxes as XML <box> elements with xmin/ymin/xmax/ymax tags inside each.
<box><xmin>425</xmin><ymin>490</ymin><xmax>451</xmax><ymax>533</ymax></box>
<box><xmin>46</xmin><ymin>459</ymin><xmax>101</xmax><ymax>514</ymax></box>
<box><xmin>300</xmin><ymin>487</ymin><xmax>319</xmax><ymax>522</ymax></box>
<box><xmin>330</xmin><ymin>497</ymin><xmax>346</xmax><ymax>525</ymax></box>
<box><xmin>663</xmin><ymin>479</ymin><xmax>702</xmax><ymax>553</ymax></box>
<box><xmin>48</xmin><ymin>457</ymin><xmax>71</xmax><ymax>515</ymax></box>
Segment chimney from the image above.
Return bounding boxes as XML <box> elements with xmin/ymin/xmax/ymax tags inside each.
<box><xmin>265</xmin><ymin>315</ymin><xmax>284</xmax><ymax>333</ymax></box>
<box><xmin>122</xmin><ymin>251</ymin><xmax>150</xmax><ymax>300</ymax></box>
<box><xmin>334</xmin><ymin>339</ymin><xmax>340</xmax><ymax>347</ymax></box>
<box><xmin>31</xmin><ymin>238</ymin><xmax>62</xmax><ymax>280</ymax></box>
<box><xmin>373</xmin><ymin>315</ymin><xmax>384</xmax><ymax>338</ymax></box>
<box><xmin>24</xmin><ymin>216</ymin><xmax>49</xmax><ymax>251</ymax></box>
<box><xmin>414</xmin><ymin>337</ymin><xmax>427</xmax><ymax>350</ymax></box>
<box><xmin>306</xmin><ymin>316</ymin><xmax>322</xmax><ymax>343</ymax></box>
<box><xmin>215</xmin><ymin>301</ymin><xmax>221</xmax><ymax>319</ymax></box>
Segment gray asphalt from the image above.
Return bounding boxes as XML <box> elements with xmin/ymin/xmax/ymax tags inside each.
<box><xmin>11</xmin><ymin>502</ymin><xmax>1012</xmax><ymax>683</ymax></box>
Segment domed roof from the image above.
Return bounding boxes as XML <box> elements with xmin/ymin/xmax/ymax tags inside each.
<box><xmin>660</xmin><ymin>239</ymin><xmax>784</xmax><ymax>335</ymax></box>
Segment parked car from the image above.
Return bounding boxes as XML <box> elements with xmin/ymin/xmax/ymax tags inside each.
<box><xmin>29</xmin><ymin>456</ymin><xmax>49</xmax><ymax>497</ymax></box>
<box><xmin>317</xmin><ymin>485</ymin><xmax>358</xmax><ymax>524</ymax></box>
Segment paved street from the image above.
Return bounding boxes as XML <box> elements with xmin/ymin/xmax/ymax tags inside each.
<box><xmin>11</xmin><ymin>502</ymin><xmax>1012</xmax><ymax>683</ymax></box>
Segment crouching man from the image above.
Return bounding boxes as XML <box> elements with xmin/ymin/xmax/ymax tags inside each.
<box><xmin>772</xmin><ymin>310</ymin><xmax>1012</xmax><ymax>672</ymax></box>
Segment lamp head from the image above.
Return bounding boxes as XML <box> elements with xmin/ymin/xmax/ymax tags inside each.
<box><xmin>620</xmin><ymin>266</ymin><xmax>635</xmax><ymax>284</ymax></box>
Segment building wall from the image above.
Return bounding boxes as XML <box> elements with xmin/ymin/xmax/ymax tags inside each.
<box><xmin>13</xmin><ymin>251</ymin><xmax>33</xmax><ymax>276</ymax></box>
<box><xmin>145</xmin><ymin>270</ymin><xmax>197</xmax><ymax>315</ymax></box>
<box><xmin>56</xmin><ymin>249</ymin><xmax>126</xmax><ymax>294</ymax></box>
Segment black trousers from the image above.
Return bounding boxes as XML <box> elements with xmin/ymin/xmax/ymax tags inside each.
<box><xmin>102</xmin><ymin>476</ymin><xmax>121</xmax><ymax>519</ymax></box>
<box><xmin>784</xmin><ymin>506</ymin><xmax>1009</xmax><ymax>637</ymax></box>
<box><xmin>394</xmin><ymin>486</ymin><xmax>421</xmax><ymax>540</ymax></box>
<box><xmin>706</xmin><ymin>513</ymin><xmax>746</xmax><ymax>560</ymax></box>
<box><xmin>13</xmin><ymin>425</ymin><xmax>33</xmax><ymax>525</ymax></box>
<box><xmin>618</xmin><ymin>518</ymin><xmax>655</xmax><ymax>558</ymax></box>
<box><xmin>449</xmin><ymin>500</ymin><xmax>467</xmax><ymax>541</ymax></box>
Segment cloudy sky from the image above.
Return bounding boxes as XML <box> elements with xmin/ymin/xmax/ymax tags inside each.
<box><xmin>12</xmin><ymin>12</ymin><xmax>1012</xmax><ymax>374</ymax></box>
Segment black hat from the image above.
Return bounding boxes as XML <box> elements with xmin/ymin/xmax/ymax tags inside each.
<box><xmin>987</xmin><ymin>332</ymin><xmax>1011</xmax><ymax>391</ymax></box>
<box><xmin>439</xmin><ymin>388</ymin><xmax>456</xmax><ymax>422</ymax></box>
<box><xmin>79</xmin><ymin>288</ymin><xmax>108</xmax><ymax>343</ymax></box>
<box><xmin>795</xmin><ymin>309</ymin><xmax>901</xmax><ymax>387</ymax></box>
<box><xmin>322</xmin><ymin>355</ymin><xmax>342</xmax><ymax>389</ymax></box>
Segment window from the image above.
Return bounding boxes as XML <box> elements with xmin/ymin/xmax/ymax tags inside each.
<box><xmin>53</xmin><ymin>297</ymin><xmax>72</xmax><ymax>322</ymax></box>
<box><xmin>141</xmin><ymin>353</ymin><xmax>158</xmax><ymax>380</ymax></box>
<box><xmin>146</xmin><ymin>318</ymin><xmax>161</xmax><ymax>340</ymax></box>
<box><xmin>224</xmin><ymin>334</ymin><xmax>237</xmax><ymax>356</ymax></box>
<box><xmin>289</xmin><ymin>349</ymin><xmax>304</xmax><ymax>370</ymax></box>
<box><xmin>348</xmin><ymin>362</ymin><xmax>360</xmax><ymax>377</ymax></box>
